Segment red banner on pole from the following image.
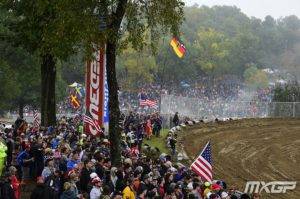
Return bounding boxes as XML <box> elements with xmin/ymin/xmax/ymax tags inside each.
<box><xmin>85</xmin><ymin>49</ymin><xmax>105</xmax><ymax>136</ymax></box>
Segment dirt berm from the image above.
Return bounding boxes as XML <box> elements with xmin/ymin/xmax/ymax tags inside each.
<box><xmin>180</xmin><ymin>118</ymin><xmax>300</xmax><ymax>199</ymax></box>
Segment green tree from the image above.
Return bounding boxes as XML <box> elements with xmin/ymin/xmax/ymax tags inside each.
<box><xmin>193</xmin><ymin>28</ymin><xmax>231</xmax><ymax>75</ymax></box>
<box><xmin>2</xmin><ymin>0</ymin><xmax>91</xmax><ymax>126</ymax></box>
<box><xmin>117</xmin><ymin>46</ymin><xmax>157</xmax><ymax>90</ymax></box>
<box><xmin>0</xmin><ymin>60</ymin><xmax>17</xmax><ymax>114</ymax></box>
<box><xmin>0</xmin><ymin>8</ymin><xmax>40</xmax><ymax>117</ymax></box>
<box><xmin>243</xmin><ymin>65</ymin><xmax>268</xmax><ymax>89</ymax></box>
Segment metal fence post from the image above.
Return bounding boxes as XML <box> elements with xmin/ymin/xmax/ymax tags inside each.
<box><xmin>293</xmin><ymin>102</ymin><xmax>296</xmax><ymax>118</ymax></box>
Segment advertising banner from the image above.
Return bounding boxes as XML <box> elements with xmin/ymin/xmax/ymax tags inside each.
<box><xmin>84</xmin><ymin>47</ymin><xmax>108</xmax><ymax>136</ymax></box>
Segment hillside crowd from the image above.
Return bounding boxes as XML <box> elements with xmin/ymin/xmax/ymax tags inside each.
<box><xmin>0</xmin><ymin>113</ymin><xmax>259</xmax><ymax>199</ymax></box>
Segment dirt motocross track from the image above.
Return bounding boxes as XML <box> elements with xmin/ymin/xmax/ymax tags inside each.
<box><xmin>180</xmin><ymin>118</ymin><xmax>300</xmax><ymax>199</ymax></box>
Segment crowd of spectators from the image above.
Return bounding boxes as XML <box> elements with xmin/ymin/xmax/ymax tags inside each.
<box><xmin>0</xmin><ymin>113</ymin><xmax>259</xmax><ymax>199</ymax></box>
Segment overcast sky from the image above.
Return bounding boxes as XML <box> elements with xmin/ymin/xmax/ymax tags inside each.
<box><xmin>186</xmin><ymin>0</ymin><xmax>300</xmax><ymax>19</ymax></box>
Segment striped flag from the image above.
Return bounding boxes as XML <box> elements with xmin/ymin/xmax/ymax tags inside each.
<box><xmin>190</xmin><ymin>141</ymin><xmax>212</xmax><ymax>182</ymax></box>
<box><xmin>170</xmin><ymin>37</ymin><xmax>186</xmax><ymax>58</ymax></box>
<box><xmin>33</xmin><ymin>112</ymin><xmax>40</xmax><ymax>129</ymax></box>
<box><xmin>83</xmin><ymin>115</ymin><xmax>102</xmax><ymax>134</ymax></box>
<box><xmin>139</xmin><ymin>92</ymin><xmax>158</xmax><ymax>108</ymax></box>
<box><xmin>139</xmin><ymin>99</ymin><xmax>158</xmax><ymax>108</ymax></box>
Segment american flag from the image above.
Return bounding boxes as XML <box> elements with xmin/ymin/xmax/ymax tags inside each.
<box><xmin>138</xmin><ymin>92</ymin><xmax>158</xmax><ymax>108</ymax></box>
<box><xmin>83</xmin><ymin>115</ymin><xmax>102</xmax><ymax>133</ymax></box>
<box><xmin>33</xmin><ymin>112</ymin><xmax>40</xmax><ymax>129</ymax></box>
<box><xmin>139</xmin><ymin>99</ymin><xmax>158</xmax><ymax>108</ymax></box>
<box><xmin>190</xmin><ymin>141</ymin><xmax>212</xmax><ymax>182</ymax></box>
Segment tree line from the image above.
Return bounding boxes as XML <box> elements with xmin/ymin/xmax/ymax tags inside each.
<box><xmin>117</xmin><ymin>5</ymin><xmax>300</xmax><ymax>90</ymax></box>
<box><xmin>2</xmin><ymin>5</ymin><xmax>300</xmax><ymax>115</ymax></box>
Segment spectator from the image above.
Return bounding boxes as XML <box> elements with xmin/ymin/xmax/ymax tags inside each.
<box><xmin>173</xmin><ymin>112</ymin><xmax>179</xmax><ymax>127</ymax></box>
<box><xmin>9</xmin><ymin>166</ymin><xmax>21</xmax><ymax>199</ymax></box>
<box><xmin>0</xmin><ymin>172</ymin><xmax>15</xmax><ymax>199</ymax></box>
<box><xmin>42</xmin><ymin>159</ymin><xmax>55</xmax><ymax>179</ymax></box>
<box><xmin>60</xmin><ymin>182</ymin><xmax>76</xmax><ymax>199</ymax></box>
<box><xmin>16</xmin><ymin>144</ymin><xmax>33</xmax><ymax>183</ymax></box>
<box><xmin>122</xmin><ymin>178</ymin><xmax>135</xmax><ymax>199</ymax></box>
<box><xmin>30</xmin><ymin>176</ymin><xmax>55</xmax><ymax>199</ymax></box>
<box><xmin>79</xmin><ymin>160</ymin><xmax>94</xmax><ymax>193</ymax></box>
<box><xmin>90</xmin><ymin>177</ymin><xmax>102</xmax><ymax>199</ymax></box>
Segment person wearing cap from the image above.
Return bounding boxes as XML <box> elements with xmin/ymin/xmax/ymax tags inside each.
<box><xmin>90</xmin><ymin>177</ymin><xmax>102</xmax><ymax>199</ymax></box>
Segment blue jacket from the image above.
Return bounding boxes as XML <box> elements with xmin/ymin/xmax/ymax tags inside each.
<box><xmin>67</xmin><ymin>159</ymin><xmax>79</xmax><ymax>171</ymax></box>
<box><xmin>16</xmin><ymin>150</ymin><xmax>30</xmax><ymax>167</ymax></box>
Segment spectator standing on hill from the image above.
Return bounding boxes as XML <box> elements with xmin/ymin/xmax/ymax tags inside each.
<box><xmin>173</xmin><ymin>112</ymin><xmax>179</xmax><ymax>127</ymax></box>
<box><xmin>169</xmin><ymin>135</ymin><xmax>177</xmax><ymax>156</ymax></box>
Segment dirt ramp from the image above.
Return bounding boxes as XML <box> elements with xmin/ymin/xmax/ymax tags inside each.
<box><xmin>181</xmin><ymin>118</ymin><xmax>300</xmax><ymax>199</ymax></box>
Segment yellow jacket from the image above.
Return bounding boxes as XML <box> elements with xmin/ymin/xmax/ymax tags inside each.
<box><xmin>122</xmin><ymin>186</ymin><xmax>135</xmax><ymax>199</ymax></box>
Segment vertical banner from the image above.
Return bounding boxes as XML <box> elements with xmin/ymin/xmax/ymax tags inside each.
<box><xmin>85</xmin><ymin>47</ymin><xmax>108</xmax><ymax>136</ymax></box>
<box><xmin>103</xmin><ymin>56</ymin><xmax>109</xmax><ymax>124</ymax></box>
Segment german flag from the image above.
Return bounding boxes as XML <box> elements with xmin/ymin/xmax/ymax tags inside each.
<box><xmin>170</xmin><ymin>37</ymin><xmax>186</xmax><ymax>58</ymax></box>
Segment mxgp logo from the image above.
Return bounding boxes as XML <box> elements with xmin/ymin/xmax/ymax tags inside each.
<box><xmin>244</xmin><ymin>181</ymin><xmax>297</xmax><ymax>194</ymax></box>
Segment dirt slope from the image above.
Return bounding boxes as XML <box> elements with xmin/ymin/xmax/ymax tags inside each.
<box><xmin>180</xmin><ymin>118</ymin><xmax>300</xmax><ymax>199</ymax></box>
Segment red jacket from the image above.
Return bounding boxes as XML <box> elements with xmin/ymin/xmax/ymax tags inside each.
<box><xmin>11</xmin><ymin>175</ymin><xmax>20</xmax><ymax>199</ymax></box>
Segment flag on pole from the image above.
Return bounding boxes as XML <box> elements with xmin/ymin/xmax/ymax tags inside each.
<box><xmin>190</xmin><ymin>141</ymin><xmax>212</xmax><ymax>182</ymax></box>
<box><xmin>33</xmin><ymin>112</ymin><xmax>40</xmax><ymax>129</ymax></box>
<box><xmin>170</xmin><ymin>37</ymin><xmax>186</xmax><ymax>58</ymax></box>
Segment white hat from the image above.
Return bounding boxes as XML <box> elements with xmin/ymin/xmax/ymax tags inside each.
<box><xmin>221</xmin><ymin>192</ymin><xmax>229</xmax><ymax>198</ymax></box>
<box><xmin>103</xmin><ymin>139</ymin><xmax>109</xmax><ymax>143</ymax></box>
<box><xmin>90</xmin><ymin>172</ymin><xmax>98</xmax><ymax>179</ymax></box>
<box><xmin>206</xmin><ymin>192</ymin><xmax>212</xmax><ymax>198</ymax></box>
